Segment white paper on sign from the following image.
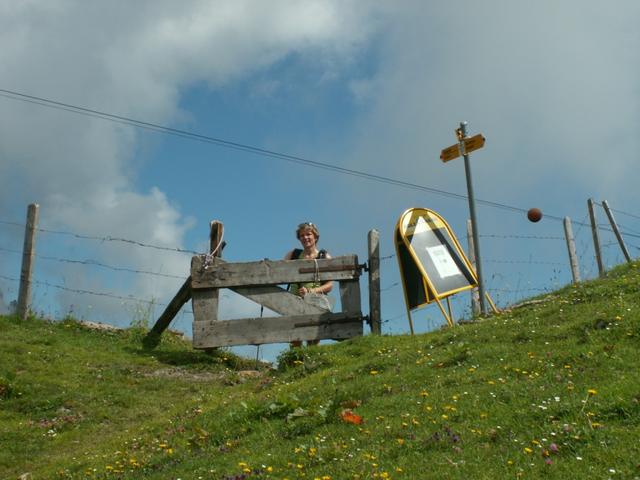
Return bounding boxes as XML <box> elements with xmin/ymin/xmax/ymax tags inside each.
<box><xmin>426</xmin><ymin>245</ymin><xmax>461</xmax><ymax>278</ymax></box>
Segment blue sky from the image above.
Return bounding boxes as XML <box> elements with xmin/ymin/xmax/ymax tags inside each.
<box><xmin>1</xmin><ymin>1</ymin><xmax>639</xmax><ymax>361</ymax></box>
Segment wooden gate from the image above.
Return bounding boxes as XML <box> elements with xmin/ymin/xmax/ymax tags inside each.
<box><xmin>144</xmin><ymin>221</ymin><xmax>381</xmax><ymax>349</ymax></box>
<box><xmin>190</xmin><ymin>254</ymin><xmax>363</xmax><ymax>348</ymax></box>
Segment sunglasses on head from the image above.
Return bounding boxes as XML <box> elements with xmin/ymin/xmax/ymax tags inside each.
<box><xmin>298</xmin><ymin>222</ymin><xmax>315</xmax><ymax>229</ymax></box>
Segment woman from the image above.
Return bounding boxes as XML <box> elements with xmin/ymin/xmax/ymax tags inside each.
<box><xmin>285</xmin><ymin>222</ymin><xmax>333</xmax><ymax>296</ymax></box>
<box><xmin>285</xmin><ymin>222</ymin><xmax>333</xmax><ymax>347</ymax></box>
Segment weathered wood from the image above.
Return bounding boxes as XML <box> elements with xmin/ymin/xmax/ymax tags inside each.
<box><xmin>466</xmin><ymin>219</ymin><xmax>481</xmax><ymax>316</ymax></box>
<box><xmin>231</xmin><ymin>285</ymin><xmax>326</xmax><ymax>315</ymax></box>
<box><xmin>602</xmin><ymin>200</ymin><xmax>632</xmax><ymax>263</ymax></box>
<box><xmin>588</xmin><ymin>198</ymin><xmax>605</xmax><ymax>277</ymax></box>
<box><xmin>367</xmin><ymin>229</ymin><xmax>381</xmax><ymax>334</ymax></box>
<box><xmin>191</xmin><ymin>255</ymin><xmax>361</xmax><ymax>289</ymax></box>
<box><xmin>146</xmin><ymin>220</ymin><xmax>225</xmax><ymax>349</ymax></box>
<box><xmin>192</xmin><ymin>312</ymin><xmax>363</xmax><ymax>348</ymax></box>
<box><xmin>563</xmin><ymin>217</ymin><xmax>581</xmax><ymax>283</ymax></box>
<box><xmin>17</xmin><ymin>203</ymin><xmax>39</xmax><ymax>320</ymax></box>
<box><xmin>144</xmin><ymin>276</ymin><xmax>192</xmax><ymax>347</ymax></box>
<box><xmin>339</xmin><ymin>280</ymin><xmax>361</xmax><ymax>314</ymax></box>
<box><xmin>209</xmin><ymin>220</ymin><xmax>225</xmax><ymax>257</ymax></box>
<box><xmin>192</xmin><ymin>288</ymin><xmax>220</xmax><ymax>323</ymax></box>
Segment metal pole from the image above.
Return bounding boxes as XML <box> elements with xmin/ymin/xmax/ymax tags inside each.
<box><xmin>459</xmin><ymin>122</ymin><xmax>487</xmax><ymax>314</ymax></box>
<box><xmin>601</xmin><ymin>200</ymin><xmax>632</xmax><ymax>263</ymax></box>
<box><xmin>17</xmin><ymin>203</ymin><xmax>39</xmax><ymax>320</ymax></box>
<box><xmin>466</xmin><ymin>219</ymin><xmax>481</xmax><ymax>316</ymax></box>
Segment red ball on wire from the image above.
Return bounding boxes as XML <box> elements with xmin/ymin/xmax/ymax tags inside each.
<box><xmin>527</xmin><ymin>208</ymin><xmax>543</xmax><ymax>223</ymax></box>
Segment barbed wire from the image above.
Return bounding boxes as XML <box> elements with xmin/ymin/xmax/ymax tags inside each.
<box><xmin>487</xmin><ymin>286</ymin><xmax>551</xmax><ymax>294</ymax></box>
<box><xmin>0</xmin><ymin>246</ymin><xmax>187</xmax><ymax>280</ymax></box>
<box><xmin>619</xmin><ymin>225</ymin><xmax>640</xmax><ymax>236</ymax></box>
<box><xmin>381</xmin><ymin>312</ymin><xmax>406</xmax><ymax>324</ymax></box>
<box><xmin>0</xmin><ymin>273</ymin><xmax>193</xmax><ymax>314</ymax></box>
<box><xmin>479</xmin><ymin>233</ymin><xmax>564</xmax><ymax>240</ymax></box>
<box><xmin>380</xmin><ymin>253</ymin><xmax>396</xmax><ymax>261</ymax></box>
<box><xmin>485</xmin><ymin>258</ymin><xmax>565</xmax><ymax>266</ymax></box>
<box><xmin>0</xmin><ymin>219</ymin><xmax>199</xmax><ymax>255</ymax></box>
<box><xmin>380</xmin><ymin>281</ymin><xmax>400</xmax><ymax>292</ymax></box>
<box><xmin>609</xmin><ymin>207</ymin><xmax>640</xmax><ymax>221</ymax></box>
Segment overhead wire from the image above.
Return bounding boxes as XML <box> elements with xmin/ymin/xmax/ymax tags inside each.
<box><xmin>0</xmin><ymin>87</ymin><xmax>568</xmax><ymax>221</ymax></box>
<box><xmin>4</xmin><ymin>88</ymin><xmax>640</xmax><ymax>232</ymax></box>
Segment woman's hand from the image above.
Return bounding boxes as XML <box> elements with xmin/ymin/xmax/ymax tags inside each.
<box><xmin>299</xmin><ymin>286</ymin><xmax>311</xmax><ymax>296</ymax></box>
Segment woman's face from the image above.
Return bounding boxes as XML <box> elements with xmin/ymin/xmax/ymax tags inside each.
<box><xmin>298</xmin><ymin>228</ymin><xmax>317</xmax><ymax>249</ymax></box>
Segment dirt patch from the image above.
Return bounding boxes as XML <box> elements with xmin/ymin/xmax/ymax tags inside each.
<box><xmin>144</xmin><ymin>367</ymin><xmax>264</xmax><ymax>383</ymax></box>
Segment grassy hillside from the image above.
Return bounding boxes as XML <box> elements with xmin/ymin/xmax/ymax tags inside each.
<box><xmin>1</xmin><ymin>262</ymin><xmax>639</xmax><ymax>480</ymax></box>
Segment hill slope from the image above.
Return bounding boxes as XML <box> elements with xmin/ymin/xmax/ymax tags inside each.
<box><xmin>1</xmin><ymin>262</ymin><xmax>639</xmax><ymax>479</ymax></box>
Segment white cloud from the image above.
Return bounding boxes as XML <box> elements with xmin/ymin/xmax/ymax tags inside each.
<box><xmin>341</xmin><ymin>1</ymin><xmax>640</xmax><ymax>219</ymax></box>
<box><xmin>0</xmin><ymin>0</ymin><xmax>379</xmax><ymax>325</ymax></box>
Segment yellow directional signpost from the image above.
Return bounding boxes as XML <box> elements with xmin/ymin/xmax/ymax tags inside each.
<box><xmin>440</xmin><ymin>122</ymin><xmax>489</xmax><ymax>315</ymax></box>
<box><xmin>395</xmin><ymin>207</ymin><xmax>480</xmax><ymax>333</ymax></box>
<box><xmin>440</xmin><ymin>134</ymin><xmax>486</xmax><ymax>162</ymax></box>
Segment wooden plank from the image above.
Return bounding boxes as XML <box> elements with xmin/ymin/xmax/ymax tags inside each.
<box><xmin>191</xmin><ymin>255</ymin><xmax>361</xmax><ymax>289</ymax></box>
<box><xmin>192</xmin><ymin>288</ymin><xmax>220</xmax><ymax>323</ymax></box>
<box><xmin>144</xmin><ymin>277</ymin><xmax>192</xmax><ymax>348</ymax></box>
<box><xmin>192</xmin><ymin>312</ymin><xmax>363</xmax><ymax>348</ymax></box>
<box><xmin>231</xmin><ymin>285</ymin><xmax>327</xmax><ymax>315</ymax></box>
<box><xmin>209</xmin><ymin>220</ymin><xmax>225</xmax><ymax>257</ymax></box>
<box><xmin>339</xmin><ymin>280</ymin><xmax>361</xmax><ymax>314</ymax></box>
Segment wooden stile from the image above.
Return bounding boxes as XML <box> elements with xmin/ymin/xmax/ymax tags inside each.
<box><xmin>191</xmin><ymin>253</ymin><xmax>363</xmax><ymax>349</ymax></box>
<box><xmin>146</xmin><ymin>221</ymin><xmax>376</xmax><ymax>350</ymax></box>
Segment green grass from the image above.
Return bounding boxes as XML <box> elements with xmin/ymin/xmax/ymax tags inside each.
<box><xmin>2</xmin><ymin>261</ymin><xmax>640</xmax><ymax>479</ymax></box>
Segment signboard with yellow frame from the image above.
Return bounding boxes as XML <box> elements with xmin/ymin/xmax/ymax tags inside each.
<box><xmin>395</xmin><ymin>207</ymin><xmax>482</xmax><ymax>331</ymax></box>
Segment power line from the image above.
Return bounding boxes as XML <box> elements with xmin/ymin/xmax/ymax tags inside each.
<box><xmin>0</xmin><ymin>87</ymin><xmax>564</xmax><ymax>220</ymax></box>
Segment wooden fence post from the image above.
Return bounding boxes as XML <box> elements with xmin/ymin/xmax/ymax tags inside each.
<box><xmin>587</xmin><ymin>198</ymin><xmax>605</xmax><ymax>277</ymax></box>
<box><xmin>563</xmin><ymin>216</ymin><xmax>581</xmax><ymax>283</ymax></box>
<box><xmin>144</xmin><ymin>220</ymin><xmax>225</xmax><ymax>348</ymax></box>
<box><xmin>367</xmin><ymin>229</ymin><xmax>381</xmax><ymax>335</ymax></box>
<box><xmin>17</xmin><ymin>203</ymin><xmax>39</xmax><ymax>320</ymax></box>
<box><xmin>466</xmin><ymin>219</ymin><xmax>481</xmax><ymax>316</ymax></box>
<box><xmin>601</xmin><ymin>200</ymin><xmax>632</xmax><ymax>263</ymax></box>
